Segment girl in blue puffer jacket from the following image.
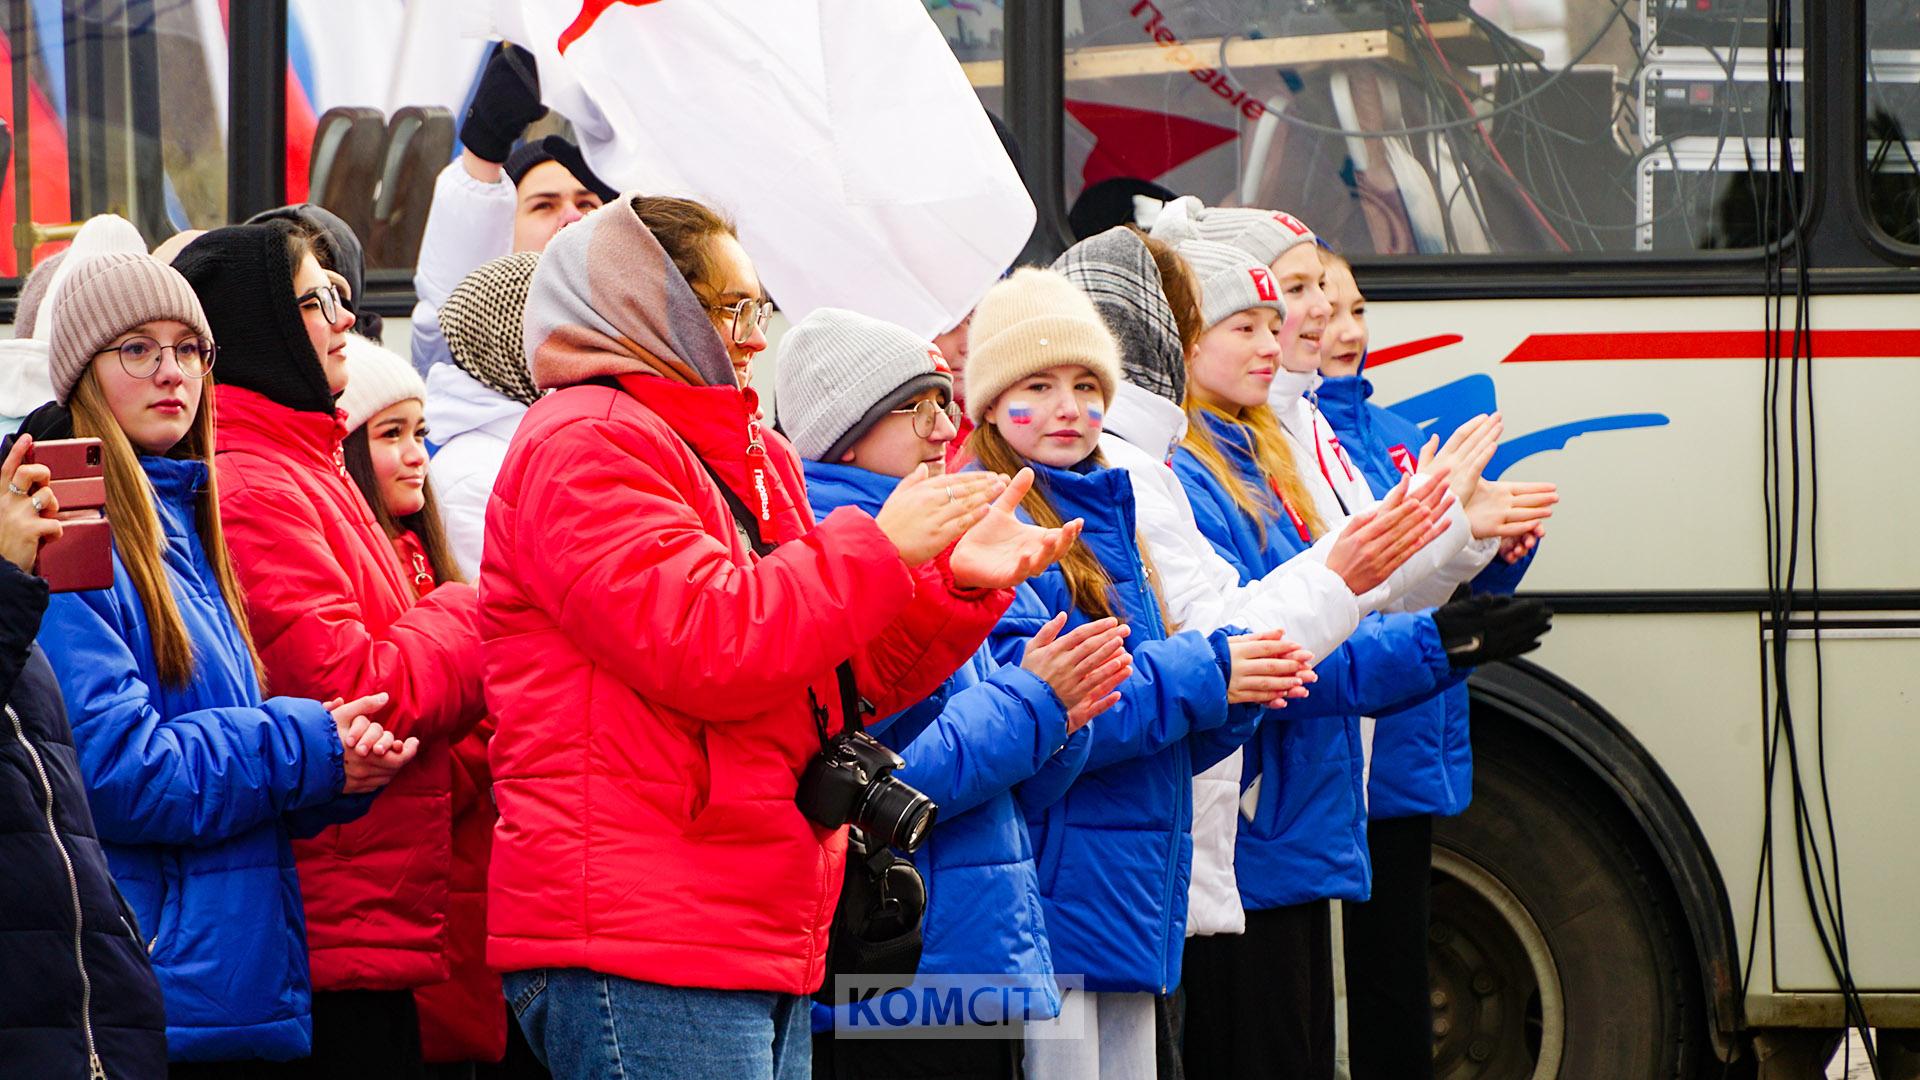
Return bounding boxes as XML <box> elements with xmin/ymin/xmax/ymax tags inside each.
<box><xmin>777</xmin><ymin>307</ymin><xmax>1137</xmax><ymax>1080</ymax></box>
<box><xmin>1314</xmin><ymin>251</ymin><xmax>1553</xmax><ymax>1080</ymax></box>
<box><xmin>962</xmin><ymin>269</ymin><xmax>1315</xmax><ymax>1080</ymax></box>
<box><xmin>1168</xmin><ymin>238</ymin><xmax>1553</xmax><ymax>1080</ymax></box>
<box><xmin>31</xmin><ymin>252</ymin><xmax>416</xmax><ymax>1068</ymax></box>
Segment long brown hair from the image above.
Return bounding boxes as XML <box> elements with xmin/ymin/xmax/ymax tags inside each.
<box><xmin>1180</xmin><ymin>395</ymin><xmax>1328</xmax><ymax>544</ymax></box>
<box><xmin>69</xmin><ymin>366</ymin><xmax>266</xmax><ymax>689</ymax></box>
<box><xmin>340</xmin><ymin>426</ymin><xmax>465</xmax><ymax>587</ymax></box>
<box><xmin>966</xmin><ymin>423</ymin><xmax>1119</xmax><ymax>621</ymax></box>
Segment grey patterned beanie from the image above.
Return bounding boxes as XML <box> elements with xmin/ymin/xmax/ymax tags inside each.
<box><xmin>441</xmin><ymin>251</ymin><xmax>542</xmax><ymax>406</ymax></box>
<box><xmin>775</xmin><ymin>308</ymin><xmax>952</xmax><ymax>462</ymax></box>
<box><xmin>1052</xmin><ymin>226</ymin><xmax>1185</xmax><ymax>406</ymax></box>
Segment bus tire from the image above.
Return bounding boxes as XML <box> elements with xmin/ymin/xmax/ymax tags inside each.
<box><xmin>1428</xmin><ymin>718</ymin><xmax>1711</xmax><ymax>1079</ymax></box>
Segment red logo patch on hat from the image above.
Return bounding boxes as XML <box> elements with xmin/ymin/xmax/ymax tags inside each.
<box><xmin>1388</xmin><ymin>443</ymin><xmax>1416</xmax><ymax>476</ymax></box>
<box><xmin>927</xmin><ymin>347</ymin><xmax>952</xmax><ymax>374</ymax></box>
<box><xmin>1249</xmin><ymin>267</ymin><xmax>1279</xmax><ymax>302</ymax></box>
<box><xmin>1271</xmin><ymin>212</ymin><xmax>1311</xmax><ymax>236</ymax></box>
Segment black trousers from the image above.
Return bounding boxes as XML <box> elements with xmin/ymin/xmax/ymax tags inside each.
<box><xmin>1341</xmin><ymin>813</ymin><xmax>1436</xmax><ymax>1080</ymax></box>
<box><xmin>170</xmin><ymin>991</ymin><xmax>425</xmax><ymax>1079</ymax></box>
<box><xmin>1180</xmin><ymin>901</ymin><xmax>1334</xmax><ymax>1080</ymax></box>
<box><xmin>811</xmin><ymin>1030</ymin><xmax>1023</xmax><ymax>1080</ymax></box>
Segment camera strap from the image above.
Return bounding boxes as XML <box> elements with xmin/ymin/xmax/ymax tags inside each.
<box><xmin>680</xmin><ymin>441</ymin><xmax>867</xmax><ymax>751</ymax></box>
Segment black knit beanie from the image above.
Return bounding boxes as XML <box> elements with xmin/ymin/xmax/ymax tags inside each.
<box><xmin>174</xmin><ymin>221</ymin><xmax>337</xmax><ymax>415</ymax></box>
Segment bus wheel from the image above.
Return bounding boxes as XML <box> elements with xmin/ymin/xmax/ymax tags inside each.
<box><xmin>1429</xmin><ymin>723</ymin><xmax>1709</xmax><ymax>1079</ymax></box>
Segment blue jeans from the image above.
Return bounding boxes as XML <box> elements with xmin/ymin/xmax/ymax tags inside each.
<box><xmin>504</xmin><ymin>968</ymin><xmax>810</xmax><ymax>1080</ymax></box>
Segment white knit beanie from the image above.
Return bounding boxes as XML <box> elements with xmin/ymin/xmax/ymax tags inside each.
<box><xmin>775</xmin><ymin>308</ymin><xmax>952</xmax><ymax>462</ymax></box>
<box><xmin>963</xmin><ymin>268</ymin><xmax>1122</xmax><ymax>425</ymax></box>
<box><xmin>337</xmin><ymin>334</ymin><xmax>427</xmax><ymax>432</ymax></box>
<box><xmin>1150</xmin><ymin>195</ymin><xmax>1319</xmax><ymax>267</ymax></box>
<box><xmin>1177</xmin><ymin>239</ymin><xmax>1287</xmax><ymax>331</ymax></box>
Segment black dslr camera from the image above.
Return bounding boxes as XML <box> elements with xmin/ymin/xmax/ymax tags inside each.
<box><xmin>796</xmin><ymin>729</ymin><xmax>937</xmax><ymax>853</ymax></box>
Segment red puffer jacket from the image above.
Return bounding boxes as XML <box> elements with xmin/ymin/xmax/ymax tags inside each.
<box><xmin>214</xmin><ymin>385</ymin><xmax>488</xmax><ymax>990</ymax></box>
<box><xmin>392</xmin><ymin>531</ymin><xmax>507</xmax><ymax>1064</ymax></box>
<box><xmin>482</xmin><ymin>373</ymin><xmax>1010</xmax><ymax>995</ymax></box>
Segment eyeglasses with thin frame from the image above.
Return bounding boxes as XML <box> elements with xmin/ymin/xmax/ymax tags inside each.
<box><xmin>705</xmin><ymin>296</ymin><xmax>774</xmax><ymax>345</ymax></box>
<box><xmin>94</xmin><ymin>336</ymin><xmax>217</xmax><ymax>379</ymax></box>
<box><xmin>889</xmin><ymin>397</ymin><xmax>962</xmax><ymax>439</ymax></box>
<box><xmin>296</xmin><ymin>284</ymin><xmax>346</xmax><ymax>327</ymax></box>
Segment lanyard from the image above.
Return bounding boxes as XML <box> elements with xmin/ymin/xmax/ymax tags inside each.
<box><xmin>1269</xmin><ymin>478</ymin><xmax>1312</xmax><ymax>543</ymax></box>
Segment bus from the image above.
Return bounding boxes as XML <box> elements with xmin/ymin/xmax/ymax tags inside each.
<box><xmin>5</xmin><ymin>1</ymin><xmax>1918</xmax><ymax>1076</ymax></box>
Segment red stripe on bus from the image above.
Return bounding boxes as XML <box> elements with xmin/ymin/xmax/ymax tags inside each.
<box><xmin>1368</xmin><ymin>334</ymin><xmax>1463</xmax><ymax>367</ymax></box>
<box><xmin>1501</xmin><ymin>330</ymin><xmax>1920</xmax><ymax>363</ymax></box>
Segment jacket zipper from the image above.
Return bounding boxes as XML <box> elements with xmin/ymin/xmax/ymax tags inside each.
<box><xmin>9</xmin><ymin>705</ymin><xmax>108</xmax><ymax>1079</ymax></box>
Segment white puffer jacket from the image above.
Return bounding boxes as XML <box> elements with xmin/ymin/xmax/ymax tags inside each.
<box><xmin>423</xmin><ymin>363</ymin><xmax>527</xmax><ymax>579</ymax></box>
<box><xmin>409</xmin><ymin>161</ymin><xmax>516</xmax><ymax>375</ymax></box>
<box><xmin>1101</xmin><ymin>379</ymin><xmax>1368</xmax><ymax>936</ymax></box>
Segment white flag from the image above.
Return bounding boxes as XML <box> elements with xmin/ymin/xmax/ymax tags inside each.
<box><xmin>488</xmin><ymin>0</ymin><xmax>1035</xmax><ymax>338</ymax></box>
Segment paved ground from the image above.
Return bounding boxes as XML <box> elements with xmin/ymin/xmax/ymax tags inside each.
<box><xmin>1826</xmin><ymin>1030</ymin><xmax>1875</xmax><ymax>1079</ymax></box>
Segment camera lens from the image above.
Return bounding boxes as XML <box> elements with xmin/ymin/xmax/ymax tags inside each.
<box><xmin>857</xmin><ymin>776</ymin><xmax>938</xmax><ymax>853</ymax></box>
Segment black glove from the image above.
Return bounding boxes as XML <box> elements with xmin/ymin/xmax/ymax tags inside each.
<box><xmin>1431</xmin><ymin>594</ymin><xmax>1552</xmax><ymax>668</ymax></box>
<box><xmin>460</xmin><ymin>42</ymin><xmax>547</xmax><ymax>165</ymax></box>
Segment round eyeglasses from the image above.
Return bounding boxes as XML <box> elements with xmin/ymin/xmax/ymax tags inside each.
<box><xmin>296</xmin><ymin>284</ymin><xmax>347</xmax><ymax>327</ymax></box>
<box><xmin>705</xmin><ymin>297</ymin><xmax>775</xmax><ymax>345</ymax></box>
<box><xmin>94</xmin><ymin>336</ymin><xmax>217</xmax><ymax>379</ymax></box>
<box><xmin>890</xmin><ymin>398</ymin><xmax>963</xmax><ymax>439</ymax></box>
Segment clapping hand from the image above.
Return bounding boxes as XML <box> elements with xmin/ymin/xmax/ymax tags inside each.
<box><xmin>1022</xmin><ymin>613</ymin><xmax>1133</xmax><ymax>735</ymax></box>
<box><xmin>950</xmin><ymin>469</ymin><xmax>1083</xmax><ymax>590</ymax></box>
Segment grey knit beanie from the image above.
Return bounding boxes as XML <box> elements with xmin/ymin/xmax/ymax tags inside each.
<box><xmin>776</xmin><ymin>307</ymin><xmax>952</xmax><ymax>462</ymax></box>
<box><xmin>1150</xmin><ymin>195</ymin><xmax>1319</xmax><ymax>267</ymax></box>
<box><xmin>442</xmin><ymin>251</ymin><xmax>542</xmax><ymax>406</ymax></box>
<box><xmin>50</xmin><ymin>253</ymin><xmax>212</xmax><ymax>404</ymax></box>
<box><xmin>14</xmin><ymin>252</ymin><xmax>64</xmax><ymax>340</ymax></box>
<box><xmin>1177</xmin><ymin>239</ymin><xmax>1287</xmax><ymax>331</ymax></box>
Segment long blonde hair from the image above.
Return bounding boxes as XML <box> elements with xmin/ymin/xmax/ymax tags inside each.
<box><xmin>70</xmin><ymin>367</ymin><xmax>266</xmax><ymax>690</ymax></box>
<box><xmin>1181</xmin><ymin>394</ymin><xmax>1327</xmax><ymax>544</ymax></box>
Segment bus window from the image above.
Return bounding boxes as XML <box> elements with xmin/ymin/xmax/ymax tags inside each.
<box><xmin>1865</xmin><ymin>0</ymin><xmax>1920</xmax><ymax>248</ymax></box>
<box><xmin>0</xmin><ymin>2</ymin><xmax>226</xmax><ymax>277</ymax></box>
<box><xmin>1056</xmin><ymin>0</ymin><xmax>1805</xmax><ymax>255</ymax></box>
<box><xmin>284</xmin><ymin>1</ymin><xmax>491</xmax><ymax>272</ymax></box>
<box><xmin>928</xmin><ymin>0</ymin><xmax>1007</xmax><ymax>122</ymax></box>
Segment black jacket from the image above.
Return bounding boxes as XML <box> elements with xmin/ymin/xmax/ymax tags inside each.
<box><xmin>0</xmin><ymin>558</ymin><xmax>166</xmax><ymax>1078</ymax></box>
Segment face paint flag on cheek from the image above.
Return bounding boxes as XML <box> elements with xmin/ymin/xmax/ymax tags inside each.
<box><xmin>1087</xmin><ymin>404</ymin><xmax>1104</xmax><ymax>427</ymax></box>
<box><xmin>1008</xmin><ymin>403</ymin><xmax>1034</xmax><ymax>425</ymax></box>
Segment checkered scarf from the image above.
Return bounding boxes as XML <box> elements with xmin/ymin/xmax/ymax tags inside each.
<box><xmin>440</xmin><ymin>251</ymin><xmax>543</xmax><ymax>407</ymax></box>
<box><xmin>1052</xmin><ymin>226</ymin><xmax>1185</xmax><ymax>406</ymax></box>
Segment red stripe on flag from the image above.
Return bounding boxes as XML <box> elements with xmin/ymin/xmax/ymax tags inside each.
<box><xmin>1367</xmin><ymin>334</ymin><xmax>1462</xmax><ymax>368</ymax></box>
<box><xmin>1502</xmin><ymin>330</ymin><xmax>1920</xmax><ymax>363</ymax></box>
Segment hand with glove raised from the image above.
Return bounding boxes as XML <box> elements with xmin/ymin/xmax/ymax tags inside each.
<box><xmin>1431</xmin><ymin>594</ymin><xmax>1553</xmax><ymax>668</ymax></box>
<box><xmin>461</xmin><ymin>42</ymin><xmax>547</xmax><ymax>166</ymax></box>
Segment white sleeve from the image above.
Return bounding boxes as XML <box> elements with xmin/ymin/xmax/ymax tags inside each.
<box><xmin>1120</xmin><ymin>443</ymin><xmax>1360</xmax><ymax>657</ymax></box>
<box><xmin>413</xmin><ymin>160</ymin><xmax>516</xmax><ymax>311</ymax></box>
<box><xmin>432</xmin><ymin>457</ymin><xmax>492</xmax><ymax>581</ymax></box>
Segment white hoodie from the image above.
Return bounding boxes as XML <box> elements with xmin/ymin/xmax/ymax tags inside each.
<box><xmin>409</xmin><ymin>161</ymin><xmax>516</xmax><ymax>375</ymax></box>
<box><xmin>424</xmin><ymin>363</ymin><xmax>527</xmax><ymax>579</ymax></box>
<box><xmin>1101</xmin><ymin>378</ymin><xmax>1369</xmax><ymax>936</ymax></box>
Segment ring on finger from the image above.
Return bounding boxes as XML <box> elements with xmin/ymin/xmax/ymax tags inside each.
<box><xmin>29</xmin><ymin>492</ymin><xmax>45</xmax><ymax>513</ymax></box>
<box><xmin>944</xmin><ymin>485</ymin><xmax>955</xmax><ymax>503</ymax></box>
<box><xmin>7</xmin><ymin>482</ymin><xmax>26</xmax><ymax>497</ymax></box>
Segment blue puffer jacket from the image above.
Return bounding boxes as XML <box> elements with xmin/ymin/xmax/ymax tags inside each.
<box><xmin>1318</xmin><ymin>369</ymin><xmax>1536</xmax><ymax>818</ymax></box>
<box><xmin>39</xmin><ymin>455</ymin><xmax>371</xmax><ymax>1062</ymax></box>
<box><xmin>984</xmin><ymin>457</ymin><xmax>1259</xmax><ymax>994</ymax></box>
<box><xmin>1172</xmin><ymin>413</ymin><xmax>1455</xmax><ymax>908</ymax></box>
<box><xmin>803</xmin><ymin>461</ymin><xmax>1078</xmax><ymax>1030</ymax></box>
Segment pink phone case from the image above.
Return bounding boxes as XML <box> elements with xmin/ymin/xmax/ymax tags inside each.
<box><xmin>25</xmin><ymin>438</ymin><xmax>113</xmax><ymax>594</ymax></box>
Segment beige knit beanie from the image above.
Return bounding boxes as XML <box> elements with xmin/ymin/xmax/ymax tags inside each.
<box><xmin>337</xmin><ymin>334</ymin><xmax>428</xmax><ymax>432</ymax></box>
<box><xmin>49</xmin><ymin>252</ymin><xmax>212</xmax><ymax>405</ymax></box>
<box><xmin>963</xmin><ymin>268</ymin><xmax>1122</xmax><ymax>425</ymax></box>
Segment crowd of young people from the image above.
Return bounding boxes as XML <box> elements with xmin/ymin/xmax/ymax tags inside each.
<box><xmin>0</xmin><ymin>51</ymin><xmax>1559</xmax><ymax>1080</ymax></box>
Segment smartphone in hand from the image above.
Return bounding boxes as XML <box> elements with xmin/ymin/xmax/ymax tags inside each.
<box><xmin>28</xmin><ymin>438</ymin><xmax>112</xmax><ymax>593</ymax></box>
